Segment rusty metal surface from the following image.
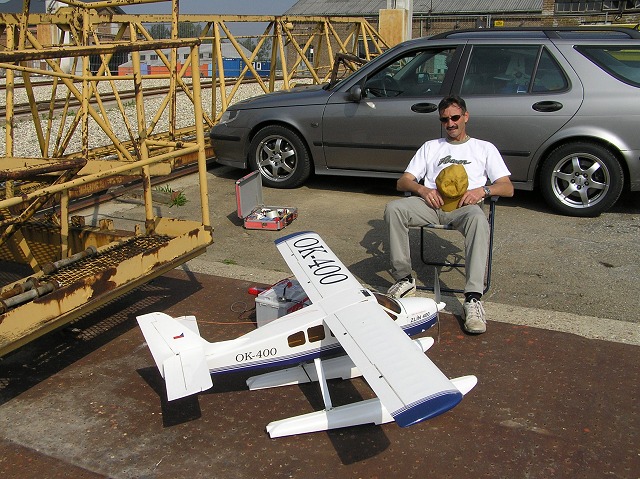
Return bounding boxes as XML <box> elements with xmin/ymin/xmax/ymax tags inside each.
<box><xmin>0</xmin><ymin>269</ymin><xmax>638</xmax><ymax>479</ymax></box>
<box><xmin>0</xmin><ymin>218</ymin><xmax>211</xmax><ymax>357</ymax></box>
<box><xmin>0</xmin><ymin>158</ymin><xmax>87</xmax><ymax>181</ymax></box>
<box><xmin>40</xmin><ymin>235</ymin><xmax>171</xmax><ymax>287</ymax></box>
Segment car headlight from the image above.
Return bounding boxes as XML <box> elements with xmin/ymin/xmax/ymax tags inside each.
<box><xmin>219</xmin><ymin>109</ymin><xmax>238</xmax><ymax>124</ymax></box>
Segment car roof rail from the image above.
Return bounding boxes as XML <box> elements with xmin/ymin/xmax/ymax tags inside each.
<box><xmin>429</xmin><ymin>26</ymin><xmax>640</xmax><ymax>40</ymax></box>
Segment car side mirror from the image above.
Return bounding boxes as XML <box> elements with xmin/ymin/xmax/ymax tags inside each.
<box><xmin>347</xmin><ymin>85</ymin><xmax>362</xmax><ymax>102</ymax></box>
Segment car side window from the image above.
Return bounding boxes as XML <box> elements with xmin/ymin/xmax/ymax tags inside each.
<box><xmin>574</xmin><ymin>45</ymin><xmax>640</xmax><ymax>87</ymax></box>
<box><xmin>532</xmin><ymin>48</ymin><xmax>569</xmax><ymax>92</ymax></box>
<box><xmin>362</xmin><ymin>48</ymin><xmax>455</xmax><ymax>98</ymax></box>
<box><xmin>461</xmin><ymin>45</ymin><xmax>539</xmax><ymax>95</ymax></box>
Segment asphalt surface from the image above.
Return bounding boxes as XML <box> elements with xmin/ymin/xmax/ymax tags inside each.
<box><xmin>1</xmin><ymin>162</ymin><xmax>639</xmax><ymax>479</ymax></box>
<box><xmin>1</xmin><ymin>269</ymin><xmax>638</xmax><ymax>479</ymax></box>
<box><xmin>109</xmin><ymin>163</ymin><xmax>640</xmax><ymax>344</ymax></box>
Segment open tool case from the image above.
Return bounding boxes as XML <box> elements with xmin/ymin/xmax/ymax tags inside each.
<box><xmin>235</xmin><ymin>171</ymin><xmax>298</xmax><ymax>230</ymax></box>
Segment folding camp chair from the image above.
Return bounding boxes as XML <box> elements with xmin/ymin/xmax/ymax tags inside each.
<box><xmin>416</xmin><ymin>196</ymin><xmax>498</xmax><ymax>294</ymax></box>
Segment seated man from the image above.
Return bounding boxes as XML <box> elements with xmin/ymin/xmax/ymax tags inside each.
<box><xmin>384</xmin><ymin>95</ymin><xmax>514</xmax><ymax>334</ymax></box>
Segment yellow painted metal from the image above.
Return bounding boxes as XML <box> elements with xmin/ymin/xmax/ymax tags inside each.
<box><xmin>190</xmin><ymin>44</ymin><xmax>211</xmax><ymax>229</ymax></box>
<box><xmin>0</xmin><ymin>218</ymin><xmax>211</xmax><ymax>357</ymax></box>
<box><xmin>0</xmin><ymin>0</ymin><xmax>386</xmax><ymax>355</ymax></box>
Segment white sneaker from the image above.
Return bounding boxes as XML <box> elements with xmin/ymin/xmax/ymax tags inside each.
<box><xmin>387</xmin><ymin>276</ymin><xmax>416</xmax><ymax>298</ymax></box>
<box><xmin>463</xmin><ymin>299</ymin><xmax>486</xmax><ymax>334</ymax></box>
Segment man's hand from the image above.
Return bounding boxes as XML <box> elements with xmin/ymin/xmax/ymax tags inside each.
<box><xmin>457</xmin><ymin>187</ymin><xmax>485</xmax><ymax>208</ymax></box>
<box><xmin>397</xmin><ymin>172</ymin><xmax>444</xmax><ymax>209</ymax></box>
<box><xmin>420</xmin><ymin>186</ymin><xmax>444</xmax><ymax>210</ymax></box>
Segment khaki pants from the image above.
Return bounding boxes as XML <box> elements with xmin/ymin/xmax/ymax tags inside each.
<box><xmin>384</xmin><ymin>196</ymin><xmax>490</xmax><ymax>295</ymax></box>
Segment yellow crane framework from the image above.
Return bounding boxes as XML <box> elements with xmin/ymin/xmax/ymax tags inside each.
<box><xmin>0</xmin><ymin>0</ymin><xmax>388</xmax><ymax>356</ymax></box>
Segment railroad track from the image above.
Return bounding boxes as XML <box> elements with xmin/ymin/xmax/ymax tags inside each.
<box><xmin>0</xmin><ymin>80</ymin><xmax>215</xmax><ymax>120</ymax></box>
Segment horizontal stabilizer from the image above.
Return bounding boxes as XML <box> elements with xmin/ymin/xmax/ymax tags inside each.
<box><xmin>137</xmin><ymin>312</ymin><xmax>213</xmax><ymax>401</ymax></box>
<box><xmin>175</xmin><ymin>315</ymin><xmax>201</xmax><ymax>336</ymax></box>
<box><xmin>163</xmin><ymin>346</ymin><xmax>213</xmax><ymax>401</ymax></box>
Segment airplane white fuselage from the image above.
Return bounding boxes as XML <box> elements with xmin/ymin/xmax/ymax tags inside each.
<box><xmin>201</xmin><ymin>293</ymin><xmax>442</xmax><ymax>377</ymax></box>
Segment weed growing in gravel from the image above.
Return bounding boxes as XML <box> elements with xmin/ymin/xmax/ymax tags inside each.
<box><xmin>155</xmin><ymin>184</ymin><xmax>188</xmax><ymax>207</ymax></box>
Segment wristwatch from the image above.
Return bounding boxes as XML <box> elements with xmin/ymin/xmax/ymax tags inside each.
<box><xmin>483</xmin><ymin>186</ymin><xmax>491</xmax><ymax>197</ymax></box>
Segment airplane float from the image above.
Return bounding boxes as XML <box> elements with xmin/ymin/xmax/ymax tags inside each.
<box><xmin>137</xmin><ymin>231</ymin><xmax>477</xmax><ymax>438</ymax></box>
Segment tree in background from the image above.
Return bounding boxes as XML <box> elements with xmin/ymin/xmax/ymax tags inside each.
<box><xmin>147</xmin><ymin>22</ymin><xmax>204</xmax><ymax>39</ymax></box>
<box><xmin>178</xmin><ymin>22</ymin><xmax>202</xmax><ymax>38</ymax></box>
<box><xmin>148</xmin><ymin>23</ymin><xmax>170</xmax><ymax>39</ymax></box>
<box><xmin>239</xmin><ymin>37</ymin><xmax>271</xmax><ymax>62</ymax></box>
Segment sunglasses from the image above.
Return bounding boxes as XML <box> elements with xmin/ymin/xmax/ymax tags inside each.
<box><xmin>439</xmin><ymin>114</ymin><xmax>462</xmax><ymax>123</ymax></box>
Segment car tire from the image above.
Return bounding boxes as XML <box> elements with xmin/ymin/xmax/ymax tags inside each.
<box><xmin>248</xmin><ymin>125</ymin><xmax>311</xmax><ymax>188</ymax></box>
<box><xmin>540</xmin><ymin>142</ymin><xmax>624</xmax><ymax>217</ymax></box>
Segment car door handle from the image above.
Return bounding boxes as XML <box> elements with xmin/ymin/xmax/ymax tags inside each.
<box><xmin>411</xmin><ymin>102</ymin><xmax>438</xmax><ymax>113</ymax></box>
<box><xmin>532</xmin><ymin>101</ymin><xmax>563</xmax><ymax>112</ymax></box>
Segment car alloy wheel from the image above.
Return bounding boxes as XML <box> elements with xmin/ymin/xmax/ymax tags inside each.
<box><xmin>249</xmin><ymin>125</ymin><xmax>311</xmax><ymax>189</ymax></box>
<box><xmin>540</xmin><ymin>142</ymin><xmax>624</xmax><ymax>217</ymax></box>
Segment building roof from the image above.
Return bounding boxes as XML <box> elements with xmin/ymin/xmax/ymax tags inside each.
<box><xmin>284</xmin><ymin>0</ymin><xmax>543</xmax><ymax>16</ymax></box>
<box><xmin>0</xmin><ymin>0</ymin><xmax>47</xmax><ymax>14</ymax></box>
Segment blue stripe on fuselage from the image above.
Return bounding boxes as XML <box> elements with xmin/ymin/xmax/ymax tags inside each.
<box><xmin>209</xmin><ymin>313</ymin><xmax>438</xmax><ymax>376</ymax></box>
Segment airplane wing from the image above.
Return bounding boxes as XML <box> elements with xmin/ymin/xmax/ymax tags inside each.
<box><xmin>275</xmin><ymin>231</ymin><xmax>464</xmax><ymax>427</ymax></box>
<box><xmin>275</xmin><ymin>231</ymin><xmax>364</xmax><ymax>304</ymax></box>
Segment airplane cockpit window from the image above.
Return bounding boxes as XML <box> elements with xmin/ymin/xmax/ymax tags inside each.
<box><xmin>373</xmin><ymin>291</ymin><xmax>401</xmax><ymax>320</ymax></box>
<box><xmin>308</xmin><ymin>325</ymin><xmax>326</xmax><ymax>342</ymax></box>
<box><xmin>287</xmin><ymin>331</ymin><xmax>305</xmax><ymax>347</ymax></box>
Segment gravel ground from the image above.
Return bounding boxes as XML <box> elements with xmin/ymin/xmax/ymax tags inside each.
<box><xmin>0</xmin><ymin>78</ymin><xmax>296</xmax><ymax>158</ymax></box>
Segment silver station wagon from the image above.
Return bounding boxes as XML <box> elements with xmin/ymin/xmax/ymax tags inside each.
<box><xmin>210</xmin><ymin>27</ymin><xmax>640</xmax><ymax>216</ymax></box>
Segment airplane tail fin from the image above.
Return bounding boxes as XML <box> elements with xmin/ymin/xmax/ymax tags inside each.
<box><xmin>137</xmin><ymin>312</ymin><xmax>213</xmax><ymax>401</ymax></box>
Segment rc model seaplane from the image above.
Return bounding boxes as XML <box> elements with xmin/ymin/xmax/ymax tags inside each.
<box><xmin>137</xmin><ymin>231</ymin><xmax>477</xmax><ymax>438</ymax></box>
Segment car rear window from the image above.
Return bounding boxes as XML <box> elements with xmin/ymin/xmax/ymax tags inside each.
<box><xmin>460</xmin><ymin>45</ymin><xmax>569</xmax><ymax>95</ymax></box>
<box><xmin>576</xmin><ymin>46</ymin><xmax>640</xmax><ymax>87</ymax></box>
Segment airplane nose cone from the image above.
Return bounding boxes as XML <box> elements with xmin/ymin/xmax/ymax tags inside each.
<box><xmin>397</xmin><ymin>297</ymin><xmax>441</xmax><ymax>317</ymax></box>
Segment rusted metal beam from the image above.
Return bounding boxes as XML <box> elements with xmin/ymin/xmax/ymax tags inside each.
<box><xmin>0</xmin><ymin>144</ymin><xmax>200</xmax><ymax>210</ymax></box>
<box><xmin>0</xmin><ymin>218</ymin><xmax>212</xmax><ymax>357</ymax></box>
<box><xmin>0</xmin><ymin>158</ymin><xmax>87</xmax><ymax>180</ymax></box>
<box><xmin>0</xmin><ymin>38</ymin><xmax>200</xmax><ymax>62</ymax></box>
<box><xmin>41</xmin><ymin>245</ymin><xmax>98</xmax><ymax>275</ymax></box>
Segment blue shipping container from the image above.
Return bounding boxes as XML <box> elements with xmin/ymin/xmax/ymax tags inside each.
<box><xmin>216</xmin><ymin>58</ymin><xmax>271</xmax><ymax>78</ymax></box>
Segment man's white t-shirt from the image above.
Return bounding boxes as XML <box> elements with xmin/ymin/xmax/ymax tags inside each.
<box><xmin>405</xmin><ymin>137</ymin><xmax>511</xmax><ymax>189</ymax></box>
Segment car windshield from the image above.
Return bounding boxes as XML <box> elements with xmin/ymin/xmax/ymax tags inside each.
<box><xmin>361</xmin><ymin>47</ymin><xmax>455</xmax><ymax>98</ymax></box>
<box><xmin>329</xmin><ymin>42</ymin><xmax>407</xmax><ymax>90</ymax></box>
<box><xmin>576</xmin><ymin>45</ymin><xmax>640</xmax><ymax>87</ymax></box>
